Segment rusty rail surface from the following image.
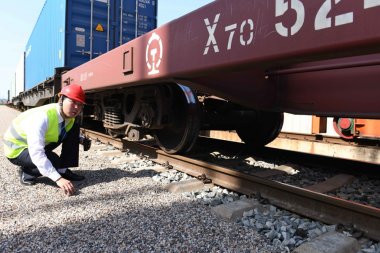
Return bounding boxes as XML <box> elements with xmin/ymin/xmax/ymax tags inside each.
<box><xmin>200</xmin><ymin>130</ymin><xmax>380</xmax><ymax>165</ymax></box>
<box><xmin>82</xmin><ymin>128</ymin><xmax>380</xmax><ymax>241</ymax></box>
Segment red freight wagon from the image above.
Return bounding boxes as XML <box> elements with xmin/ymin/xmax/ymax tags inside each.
<box><xmin>62</xmin><ymin>0</ymin><xmax>380</xmax><ymax>153</ymax></box>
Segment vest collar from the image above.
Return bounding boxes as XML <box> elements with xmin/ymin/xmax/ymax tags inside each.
<box><xmin>56</xmin><ymin>103</ymin><xmax>65</xmax><ymax>125</ymax></box>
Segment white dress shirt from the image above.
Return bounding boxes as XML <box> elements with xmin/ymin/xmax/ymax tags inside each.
<box><xmin>24</xmin><ymin>104</ymin><xmax>65</xmax><ymax>181</ymax></box>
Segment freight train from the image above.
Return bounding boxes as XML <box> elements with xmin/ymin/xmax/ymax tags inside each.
<box><xmin>11</xmin><ymin>0</ymin><xmax>380</xmax><ymax>155</ymax></box>
<box><xmin>10</xmin><ymin>0</ymin><xmax>157</xmax><ymax>108</ymax></box>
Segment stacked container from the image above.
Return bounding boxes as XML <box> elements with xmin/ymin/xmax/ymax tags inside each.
<box><xmin>9</xmin><ymin>53</ymin><xmax>25</xmax><ymax>98</ymax></box>
<box><xmin>24</xmin><ymin>0</ymin><xmax>157</xmax><ymax>90</ymax></box>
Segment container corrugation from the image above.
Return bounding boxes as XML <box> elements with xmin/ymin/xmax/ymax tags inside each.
<box><xmin>25</xmin><ymin>0</ymin><xmax>65</xmax><ymax>90</ymax></box>
<box><xmin>10</xmin><ymin>78</ymin><xmax>16</xmax><ymax>100</ymax></box>
<box><xmin>119</xmin><ymin>0</ymin><xmax>157</xmax><ymax>43</ymax></box>
<box><xmin>10</xmin><ymin>54</ymin><xmax>25</xmax><ymax>98</ymax></box>
<box><xmin>15</xmin><ymin>53</ymin><xmax>25</xmax><ymax>96</ymax></box>
<box><xmin>24</xmin><ymin>0</ymin><xmax>157</xmax><ymax>90</ymax></box>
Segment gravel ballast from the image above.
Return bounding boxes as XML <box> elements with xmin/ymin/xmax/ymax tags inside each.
<box><xmin>0</xmin><ymin>147</ymin><xmax>281</xmax><ymax>252</ymax></box>
<box><xmin>0</xmin><ymin>107</ymin><xmax>278</xmax><ymax>252</ymax></box>
<box><xmin>1</xmin><ymin>106</ymin><xmax>379</xmax><ymax>253</ymax></box>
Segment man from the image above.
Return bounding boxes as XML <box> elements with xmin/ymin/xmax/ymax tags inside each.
<box><xmin>3</xmin><ymin>84</ymin><xmax>91</xmax><ymax>196</ymax></box>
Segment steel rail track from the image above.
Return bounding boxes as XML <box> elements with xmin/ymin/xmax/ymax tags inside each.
<box><xmin>81</xmin><ymin>128</ymin><xmax>380</xmax><ymax>241</ymax></box>
<box><xmin>201</xmin><ymin>130</ymin><xmax>380</xmax><ymax>164</ymax></box>
<box><xmin>271</xmin><ymin>132</ymin><xmax>380</xmax><ymax>164</ymax></box>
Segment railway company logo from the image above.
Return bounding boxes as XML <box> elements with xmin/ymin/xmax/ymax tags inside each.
<box><xmin>146</xmin><ymin>32</ymin><xmax>163</xmax><ymax>75</ymax></box>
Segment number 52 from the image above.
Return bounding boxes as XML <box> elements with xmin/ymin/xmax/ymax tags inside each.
<box><xmin>275</xmin><ymin>0</ymin><xmax>354</xmax><ymax>37</ymax></box>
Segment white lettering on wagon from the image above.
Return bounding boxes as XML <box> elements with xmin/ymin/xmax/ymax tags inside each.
<box><xmin>275</xmin><ymin>0</ymin><xmax>305</xmax><ymax>36</ymax></box>
<box><xmin>80</xmin><ymin>72</ymin><xmax>93</xmax><ymax>81</ymax></box>
<box><xmin>203</xmin><ymin>14</ymin><xmax>220</xmax><ymax>55</ymax></box>
<box><xmin>314</xmin><ymin>0</ymin><xmax>353</xmax><ymax>30</ymax></box>
<box><xmin>275</xmin><ymin>0</ymin><xmax>380</xmax><ymax>36</ymax></box>
<box><xmin>146</xmin><ymin>32</ymin><xmax>163</xmax><ymax>75</ymax></box>
<box><xmin>80</xmin><ymin>72</ymin><xmax>88</xmax><ymax>82</ymax></box>
<box><xmin>203</xmin><ymin>14</ymin><xmax>255</xmax><ymax>55</ymax></box>
<box><xmin>364</xmin><ymin>0</ymin><xmax>380</xmax><ymax>9</ymax></box>
<box><xmin>203</xmin><ymin>0</ymin><xmax>379</xmax><ymax>54</ymax></box>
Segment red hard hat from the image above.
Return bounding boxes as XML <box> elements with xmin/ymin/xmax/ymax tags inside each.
<box><xmin>59</xmin><ymin>84</ymin><xmax>86</xmax><ymax>104</ymax></box>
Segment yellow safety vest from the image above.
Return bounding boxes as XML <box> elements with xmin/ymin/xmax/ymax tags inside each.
<box><xmin>3</xmin><ymin>103</ymin><xmax>75</xmax><ymax>159</ymax></box>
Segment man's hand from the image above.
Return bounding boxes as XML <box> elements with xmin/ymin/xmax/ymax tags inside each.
<box><xmin>80</xmin><ymin>136</ymin><xmax>91</xmax><ymax>151</ymax></box>
<box><xmin>56</xmin><ymin>177</ymin><xmax>75</xmax><ymax>196</ymax></box>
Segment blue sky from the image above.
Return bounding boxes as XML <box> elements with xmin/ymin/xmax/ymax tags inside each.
<box><xmin>0</xmin><ymin>0</ymin><xmax>214</xmax><ymax>99</ymax></box>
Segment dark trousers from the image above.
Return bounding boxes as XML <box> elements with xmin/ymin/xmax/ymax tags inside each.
<box><xmin>8</xmin><ymin>123</ymin><xmax>80</xmax><ymax>176</ymax></box>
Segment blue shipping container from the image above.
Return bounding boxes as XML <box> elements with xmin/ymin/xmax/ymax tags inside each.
<box><xmin>25</xmin><ymin>0</ymin><xmax>157</xmax><ymax>90</ymax></box>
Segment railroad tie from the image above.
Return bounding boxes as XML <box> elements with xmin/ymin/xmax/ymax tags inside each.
<box><xmin>304</xmin><ymin>174</ymin><xmax>356</xmax><ymax>193</ymax></box>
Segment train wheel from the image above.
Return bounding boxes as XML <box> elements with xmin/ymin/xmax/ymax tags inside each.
<box><xmin>154</xmin><ymin>84</ymin><xmax>200</xmax><ymax>154</ymax></box>
<box><xmin>236</xmin><ymin>111</ymin><xmax>284</xmax><ymax>148</ymax></box>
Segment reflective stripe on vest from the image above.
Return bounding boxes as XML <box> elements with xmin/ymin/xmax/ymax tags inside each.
<box><xmin>3</xmin><ymin>139</ymin><xmax>23</xmax><ymax>150</ymax></box>
<box><xmin>3</xmin><ymin>103</ymin><xmax>75</xmax><ymax>159</ymax></box>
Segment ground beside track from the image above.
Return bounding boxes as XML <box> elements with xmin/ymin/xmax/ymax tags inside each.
<box><xmin>0</xmin><ymin>105</ymin><xmax>278</xmax><ymax>252</ymax></box>
<box><xmin>1</xmin><ymin>105</ymin><xmax>379</xmax><ymax>252</ymax></box>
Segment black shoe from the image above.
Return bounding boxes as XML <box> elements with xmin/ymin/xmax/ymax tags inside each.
<box><xmin>19</xmin><ymin>169</ymin><xmax>36</xmax><ymax>186</ymax></box>
<box><xmin>61</xmin><ymin>169</ymin><xmax>85</xmax><ymax>181</ymax></box>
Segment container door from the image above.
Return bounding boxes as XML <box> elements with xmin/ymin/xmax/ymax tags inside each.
<box><xmin>115</xmin><ymin>0</ymin><xmax>157</xmax><ymax>46</ymax></box>
<box><xmin>66</xmin><ymin>0</ymin><xmax>115</xmax><ymax>67</ymax></box>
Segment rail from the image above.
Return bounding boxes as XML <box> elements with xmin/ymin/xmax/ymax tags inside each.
<box><xmin>81</xmin><ymin>128</ymin><xmax>380</xmax><ymax>241</ymax></box>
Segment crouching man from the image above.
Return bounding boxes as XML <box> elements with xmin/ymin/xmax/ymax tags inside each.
<box><xmin>3</xmin><ymin>84</ymin><xmax>91</xmax><ymax>196</ymax></box>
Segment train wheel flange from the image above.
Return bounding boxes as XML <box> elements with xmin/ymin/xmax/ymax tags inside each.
<box><xmin>236</xmin><ymin>111</ymin><xmax>284</xmax><ymax>148</ymax></box>
<box><xmin>154</xmin><ymin>84</ymin><xmax>200</xmax><ymax>154</ymax></box>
